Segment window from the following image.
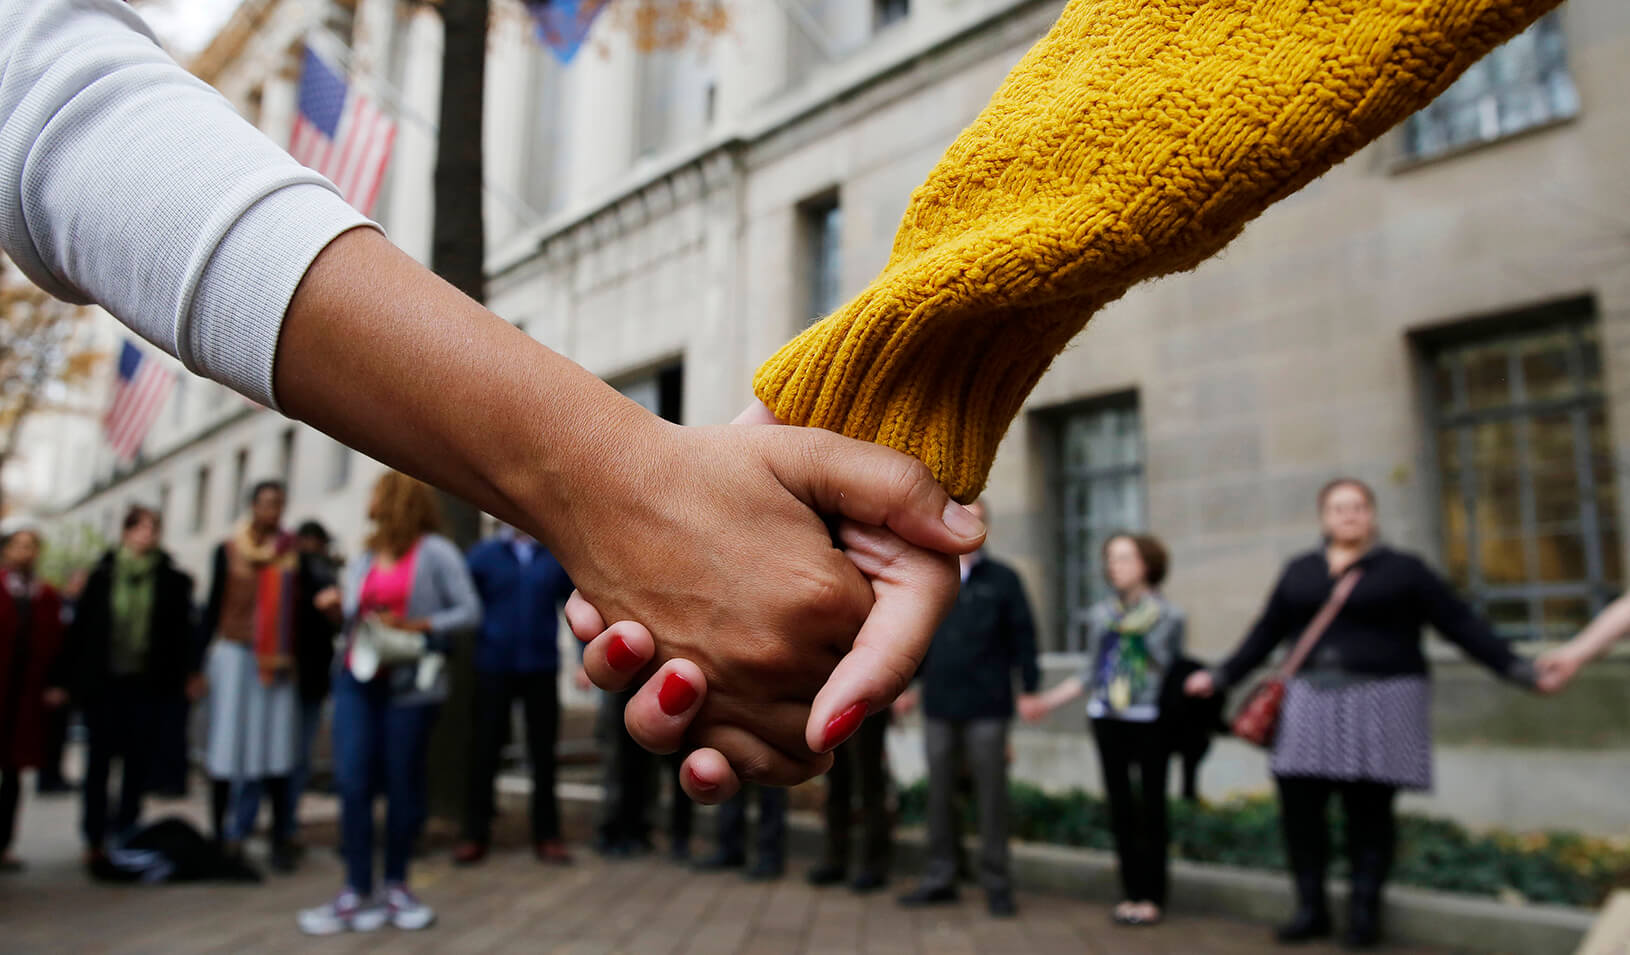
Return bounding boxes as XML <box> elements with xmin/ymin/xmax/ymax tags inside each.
<box><xmin>615</xmin><ymin>363</ymin><xmax>684</xmax><ymax>424</ymax></box>
<box><xmin>1424</xmin><ymin>303</ymin><xmax>1620</xmax><ymax>641</ymax></box>
<box><xmin>800</xmin><ymin>195</ymin><xmax>842</xmax><ymax>324</ymax></box>
<box><xmin>192</xmin><ymin>465</ymin><xmax>211</xmax><ymax>533</ymax></box>
<box><xmin>229</xmin><ymin>448</ymin><xmax>249</xmax><ymax>521</ymax></box>
<box><xmin>1402</xmin><ymin>13</ymin><xmax>1578</xmax><ymax>162</ymax></box>
<box><xmin>1047</xmin><ymin>395</ymin><xmax>1145</xmax><ymax>652</ymax></box>
<box><xmin>328</xmin><ymin>441</ymin><xmax>353</xmax><ymax>492</ymax></box>
<box><xmin>279</xmin><ymin>428</ymin><xmax>297</xmax><ymax>486</ymax></box>
<box><xmin>874</xmin><ymin>0</ymin><xmax>909</xmax><ymax>30</ymax></box>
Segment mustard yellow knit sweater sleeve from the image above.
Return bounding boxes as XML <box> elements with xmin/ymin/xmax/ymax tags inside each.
<box><xmin>753</xmin><ymin>0</ymin><xmax>1562</xmax><ymax>503</ymax></box>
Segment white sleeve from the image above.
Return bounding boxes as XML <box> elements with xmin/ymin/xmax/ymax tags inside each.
<box><xmin>0</xmin><ymin>0</ymin><xmax>379</xmax><ymax>409</ymax></box>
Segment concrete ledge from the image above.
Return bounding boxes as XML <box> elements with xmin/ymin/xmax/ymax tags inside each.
<box><xmin>553</xmin><ymin>785</ymin><xmax>1592</xmax><ymax>954</ymax></box>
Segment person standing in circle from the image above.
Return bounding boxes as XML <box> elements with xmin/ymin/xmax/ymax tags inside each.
<box><xmin>1185</xmin><ymin>479</ymin><xmax>1541</xmax><ymax>949</ymax></box>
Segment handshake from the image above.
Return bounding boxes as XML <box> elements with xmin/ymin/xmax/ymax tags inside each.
<box><xmin>557</xmin><ymin>401</ymin><xmax>986</xmax><ymax>804</ymax></box>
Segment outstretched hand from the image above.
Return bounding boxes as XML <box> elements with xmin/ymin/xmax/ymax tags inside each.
<box><xmin>1534</xmin><ymin>647</ymin><xmax>1584</xmax><ymax>695</ymax></box>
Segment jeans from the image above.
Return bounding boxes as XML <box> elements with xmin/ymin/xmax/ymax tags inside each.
<box><xmin>81</xmin><ymin>678</ymin><xmax>161</xmax><ymax>849</ymax></box>
<box><xmin>333</xmin><ymin>671</ymin><xmax>439</xmax><ymax>895</ymax></box>
<box><xmin>1092</xmin><ymin>717</ymin><xmax>1170</xmax><ymax>906</ymax></box>
<box><xmin>462</xmin><ymin>670</ymin><xmax>561</xmax><ymax>844</ymax></box>
<box><xmin>922</xmin><ymin>717</ymin><xmax>1010</xmax><ymax>895</ymax></box>
<box><xmin>233</xmin><ymin>697</ymin><xmax>324</xmax><ymax>843</ymax></box>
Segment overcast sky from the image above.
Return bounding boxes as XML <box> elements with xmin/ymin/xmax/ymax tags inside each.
<box><xmin>135</xmin><ymin>0</ymin><xmax>247</xmax><ymax>57</ymax></box>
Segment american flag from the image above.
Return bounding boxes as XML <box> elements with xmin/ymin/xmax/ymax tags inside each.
<box><xmin>103</xmin><ymin>340</ymin><xmax>175</xmax><ymax>464</ymax></box>
<box><xmin>289</xmin><ymin>46</ymin><xmax>396</xmax><ymax>215</ymax></box>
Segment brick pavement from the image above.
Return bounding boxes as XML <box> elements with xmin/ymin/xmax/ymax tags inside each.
<box><xmin>0</xmin><ymin>780</ymin><xmax>1463</xmax><ymax>954</ymax></box>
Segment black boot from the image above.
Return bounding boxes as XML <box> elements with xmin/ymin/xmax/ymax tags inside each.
<box><xmin>1343</xmin><ymin>849</ymin><xmax>1387</xmax><ymax>949</ymax></box>
<box><xmin>1276</xmin><ymin>867</ymin><xmax>1332</xmax><ymax>943</ymax></box>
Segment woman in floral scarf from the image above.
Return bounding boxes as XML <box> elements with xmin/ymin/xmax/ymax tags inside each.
<box><xmin>1022</xmin><ymin>533</ymin><xmax>1184</xmax><ymax>927</ymax></box>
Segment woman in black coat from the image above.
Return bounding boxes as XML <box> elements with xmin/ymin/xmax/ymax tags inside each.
<box><xmin>1186</xmin><ymin>479</ymin><xmax>1540</xmax><ymax>949</ymax></box>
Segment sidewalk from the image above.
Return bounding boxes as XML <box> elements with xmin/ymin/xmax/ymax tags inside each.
<box><xmin>0</xmin><ymin>776</ymin><xmax>1461</xmax><ymax>954</ymax></box>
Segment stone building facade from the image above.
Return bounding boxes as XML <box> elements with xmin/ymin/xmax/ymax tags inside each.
<box><xmin>36</xmin><ymin>0</ymin><xmax>1630</xmax><ymax>831</ymax></box>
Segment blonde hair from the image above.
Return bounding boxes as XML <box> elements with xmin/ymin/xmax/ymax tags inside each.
<box><xmin>366</xmin><ymin>471</ymin><xmax>443</xmax><ymax>559</ymax></box>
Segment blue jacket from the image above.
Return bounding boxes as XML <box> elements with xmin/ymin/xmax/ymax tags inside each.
<box><xmin>465</xmin><ymin>537</ymin><xmax>574</xmax><ymax>674</ymax></box>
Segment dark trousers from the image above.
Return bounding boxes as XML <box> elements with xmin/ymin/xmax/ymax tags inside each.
<box><xmin>596</xmin><ymin>688</ymin><xmax>653</xmax><ymax>846</ymax></box>
<box><xmin>716</xmin><ymin>785</ymin><xmax>787</xmax><ymax>867</ymax></box>
<box><xmin>822</xmin><ymin>712</ymin><xmax>891</xmax><ymax>877</ymax></box>
<box><xmin>1092</xmin><ymin>718</ymin><xmax>1170</xmax><ymax>906</ymax></box>
<box><xmin>332</xmin><ymin>672</ymin><xmax>439</xmax><ymax>895</ymax></box>
<box><xmin>667</xmin><ymin>755</ymin><xmax>692</xmax><ymax>850</ymax></box>
<box><xmin>81</xmin><ymin>679</ymin><xmax>161</xmax><ymax>848</ymax></box>
<box><xmin>1276</xmin><ymin>775</ymin><xmax>1398</xmax><ymax>914</ymax></box>
<box><xmin>463</xmin><ymin>669</ymin><xmax>562</xmax><ymax>844</ymax></box>
<box><xmin>923</xmin><ymin>717</ymin><xmax>1010</xmax><ymax>895</ymax></box>
<box><xmin>0</xmin><ymin>769</ymin><xmax>19</xmax><ymax>855</ymax></box>
<box><xmin>38</xmin><ymin>704</ymin><xmax>71</xmax><ymax>790</ymax></box>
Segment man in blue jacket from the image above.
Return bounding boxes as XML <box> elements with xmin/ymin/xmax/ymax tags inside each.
<box><xmin>455</xmin><ymin>527</ymin><xmax>576</xmax><ymax>865</ymax></box>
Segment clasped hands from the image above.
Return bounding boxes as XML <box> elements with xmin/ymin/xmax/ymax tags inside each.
<box><xmin>555</xmin><ymin>402</ymin><xmax>984</xmax><ymax>804</ymax></box>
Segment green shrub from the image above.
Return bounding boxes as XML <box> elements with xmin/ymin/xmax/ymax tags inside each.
<box><xmin>894</xmin><ymin>781</ymin><xmax>1630</xmax><ymax>908</ymax></box>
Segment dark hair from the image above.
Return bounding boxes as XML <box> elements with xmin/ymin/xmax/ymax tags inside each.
<box><xmin>295</xmin><ymin>520</ymin><xmax>331</xmax><ymax>544</ymax></box>
<box><xmin>1317</xmin><ymin>477</ymin><xmax>1376</xmax><ymax>510</ymax></box>
<box><xmin>249</xmin><ymin>480</ymin><xmax>286</xmax><ymax>505</ymax></box>
<box><xmin>123</xmin><ymin>505</ymin><xmax>160</xmax><ymax>532</ymax></box>
<box><xmin>1103</xmin><ymin>532</ymin><xmax>1169</xmax><ymax>588</ymax></box>
<box><xmin>0</xmin><ymin>527</ymin><xmax>41</xmax><ymax>551</ymax></box>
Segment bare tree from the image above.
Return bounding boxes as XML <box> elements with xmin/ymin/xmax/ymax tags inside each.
<box><xmin>0</xmin><ymin>256</ymin><xmax>99</xmax><ymax>518</ymax></box>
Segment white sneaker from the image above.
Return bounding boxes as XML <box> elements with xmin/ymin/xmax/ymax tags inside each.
<box><xmin>297</xmin><ymin>890</ymin><xmax>388</xmax><ymax>936</ymax></box>
<box><xmin>385</xmin><ymin>884</ymin><xmax>436</xmax><ymax>931</ymax></box>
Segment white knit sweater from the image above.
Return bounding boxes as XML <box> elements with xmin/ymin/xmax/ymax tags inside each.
<box><xmin>0</xmin><ymin>0</ymin><xmax>377</xmax><ymax>409</ymax></box>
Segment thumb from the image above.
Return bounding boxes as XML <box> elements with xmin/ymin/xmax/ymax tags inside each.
<box><xmin>761</xmin><ymin>427</ymin><xmax>986</xmax><ymax>557</ymax></box>
<box><xmin>806</xmin><ymin>521</ymin><xmax>959</xmax><ymax>753</ymax></box>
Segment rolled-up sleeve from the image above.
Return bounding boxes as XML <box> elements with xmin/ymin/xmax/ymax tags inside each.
<box><xmin>0</xmin><ymin>0</ymin><xmax>376</xmax><ymax>408</ymax></box>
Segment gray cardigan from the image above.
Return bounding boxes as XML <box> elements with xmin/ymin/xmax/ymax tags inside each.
<box><xmin>343</xmin><ymin>533</ymin><xmax>481</xmax><ymax>705</ymax></box>
<box><xmin>1079</xmin><ymin>595</ymin><xmax>1186</xmax><ymax>721</ymax></box>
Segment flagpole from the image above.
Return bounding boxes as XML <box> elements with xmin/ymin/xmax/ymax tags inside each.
<box><xmin>306</xmin><ymin>25</ymin><xmax>554</xmax><ymax>232</ymax></box>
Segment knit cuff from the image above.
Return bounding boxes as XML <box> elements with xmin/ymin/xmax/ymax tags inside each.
<box><xmin>754</xmin><ymin>0</ymin><xmax>1561</xmax><ymax>502</ymax></box>
<box><xmin>189</xmin><ymin>184</ymin><xmax>377</xmax><ymax>411</ymax></box>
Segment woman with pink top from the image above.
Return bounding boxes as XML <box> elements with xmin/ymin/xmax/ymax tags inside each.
<box><xmin>297</xmin><ymin>472</ymin><xmax>481</xmax><ymax>936</ymax></box>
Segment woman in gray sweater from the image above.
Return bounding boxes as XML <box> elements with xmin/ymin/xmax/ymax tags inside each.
<box><xmin>1023</xmin><ymin>533</ymin><xmax>1185</xmax><ymax>927</ymax></box>
<box><xmin>297</xmin><ymin>472</ymin><xmax>481</xmax><ymax>937</ymax></box>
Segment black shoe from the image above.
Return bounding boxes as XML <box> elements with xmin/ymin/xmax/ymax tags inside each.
<box><xmin>269</xmin><ymin>841</ymin><xmax>299</xmax><ymax>874</ymax></box>
<box><xmin>744</xmin><ymin>860</ymin><xmax>784</xmax><ymax>882</ymax></box>
<box><xmin>807</xmin><ymin>863</ymin><xmax>846</xmax><ymax>887</ymax></box>
<box><xmin>1275</xmin><ymin>908</ymin><xmax>1333</xmax><ymax>943</ymax></box>
<box><xmin>898</xmin><ymin>884</ymin><xmax>958</xmax><ymax>907</ymax></box>
<box><xmin>987</xmin><ymin>891</ymin><xmax>1017</xmax><ymax>918</ymax></box>
<box><xmin>693</xmin><ymin>850</ymin><xmax>746</xmax><ymax>872</ymax></box>
<box><xmin>850</xmin><ymin>871</ymin><xmax>888</xmax><ymax>894</ymax></box>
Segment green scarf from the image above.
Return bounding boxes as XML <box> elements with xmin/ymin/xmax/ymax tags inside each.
<box><xmin>110</xmin><ymin>548</ymin><xmax>158</xmax><ymax>676</ymax></box>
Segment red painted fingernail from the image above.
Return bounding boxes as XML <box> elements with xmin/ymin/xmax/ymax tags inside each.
<box><xmin>605</xmin><ymin>635</ymin><xmax>643</xmax><ymax>673</ymax></box>
<box><xmin>821</xmin><ymin>702</ymin><xmax>867</xmax><ymax>752</ymax></box>
<box><xmin>684</xmin><ymin>766</ymin><xmax>717</xmax><ymax>794</ymax></box>
<box><xmin>658</xmin><ymin>673</ymin><xmax>698</xmax><ymax>715</ymax></box>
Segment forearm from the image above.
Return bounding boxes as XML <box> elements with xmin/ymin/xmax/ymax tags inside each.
<box><xmin>274</xmin><ymin>229</ymin><xmax>662</xmax><ymax>557</ymax></box>
<box><xmin>1038</xmin><ymin>675</ymin><xmax>1084</xmax><ymax>711</ymax></box>
<box><xmin>1567</xmin><ymin>595</ymin><xmax>1630</xmax><ymax>662</ymax></box>
<box><xmin>754</xmin><ymin>0</ymin><xmax>1562</xmax><ymax>501</ymax></box>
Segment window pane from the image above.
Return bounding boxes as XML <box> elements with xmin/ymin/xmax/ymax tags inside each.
<box><xmin>1529</xmin><ymin>413</ymin><xmax>1580</xmax><ymax>527</ymax></box>
<box><xmin>1051</xmin><ymin>398</ymin><xmax>1144</xmax><ymax>650</ymax></box>
<box><xmin>1540</xmin><ymin>596</ymin><xmax>1591</xmax><ymax>642</ymax></box>
<box><xmin>1518</xmin><ymin>331</ymin><xmax>1574</xmax><ymax>402</ymax></box>
<box><xmin>1485</xmin><ymin>598</ymin><xmax>1533</xmax><ymax>641</ymax></box>
<box><xmin>1534</xmin><ymin>531</ymin><xmax>1587</xmax><ymax>582</ymax></box>
<box><xmin>1462</xmin><ymin>343</ymin><xmax>1512</xmax><ymax>412</ymax></box>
